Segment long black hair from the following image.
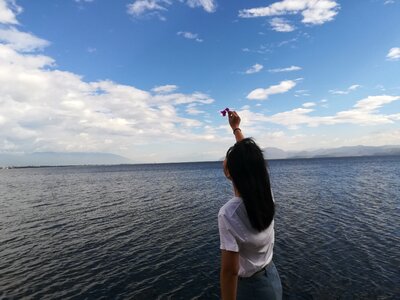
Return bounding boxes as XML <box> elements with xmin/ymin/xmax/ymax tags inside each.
<box><xmin>226</xmin><ymin>138</ymin><xmax>275</xmax><ymax>232</ymax></box>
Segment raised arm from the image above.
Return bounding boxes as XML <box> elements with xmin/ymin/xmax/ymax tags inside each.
<box><xmin>228</xmin><ymin>111</ymin><xmax>244</xmax><ymax>142</ymax></box>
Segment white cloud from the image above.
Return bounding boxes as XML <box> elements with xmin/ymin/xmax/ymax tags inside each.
<box><xmin>152</xmin><ymin>91</ymin><xmax>213</xmax><ymax>105</ymax></box>
<box><xmin>247</xmin><ymin>80</ymin><xmax>297</xmax><ymax>100</ymax></box>
<box><xmin>177</xmin><ymin>31</ymin><xmax>203</xmax><ymax>42</ymax></box>
<box><xmin>295</xmin><ymin>89</ymin><xmax>310</xmax><ymax>97</ymax></box>
<box><xmin>249</xmin><ymin>95</ymin><xmax>400</xmax><ymax>128</ymax></box>
<box><xmin>186</xmin><ymin>0</ymin><xmax>216</xmax><ymax>13</ymax></box>
<box><xmin>302</xmin><ymin>102</ymin><xmax>315</xmax><ymax>107</ymax></box>
<box><xmin>0</xmin><ymin>0</ymin><xmax>22</xmax><ymax>24</ymax></box>
<box><xmin>278</xmin><ymin>37</ymin><xmax>298</xmax><ymax>47</ymax></box>
<box><xmin>0</xmin><ymin>43</ymin><xmax>54</xmax><ymax>68</ymax></box>
<box><xmin>353</xmin><ymin>95</ymin><xmax>397</xmax><ymax>111</ymax></box>
<box><xmin>348</xmin><ymin>84</ymin><xmax>361</xmax><ymax>91</ymax></box>
<box><xmin>329</xmin><ymin>90</ymin><xmax>347</xmax><ymax>95</ymax></box>
<box><xmin>241</xmin><ymin>45</ymin><xmax>272</xmax><ymax>55</ymax></box>
<box><xmin>350</xmin><ymin>129</ymin><xmax>400</xmax><ymax>146</ymax></box>
<box><xmin>386</xmin><ymin>47</ymin><xmax>400</xmax><ymax>61</ymax></box>
<box><xmin>0</xmin><ymin>27</ymin><xmax>49</xmax><ymax>52</ymax></box>
<box><xmin>267</xmin><ymin>107</ymin><xmax>314</xmax><ymax>129</ymax></box>
<box><xmin>239</xmin><ymin>0</ymin><xmax>339</xmax><ymax>25</ymax></box>
<box><xmin>245</xmin><ymin>63</ymin><xmax>263</xmax><ymax>74</ymax></box>
<box><xmin>127</xmin><ymin>0</ymin><xmax>216</xmax><ymax>19</ymax></box>
<box><xmin>185</xmin><ymin>103</ymin><xmax>205</xmax><ymax>115</ymax></box>
<box><xmin>329</xmin><ymin>84</ymin><xmax>361</xmax><ymax>95</ymax></box>
<box><xmin>269</xmin><ymin>65</ymin><xmax>302</xmax><ymax>72</ymax></box>
<box><xmin>127</xmin><ymin>0</ymin><xmax>170</xmax><ymax>17</ymax></box>
<box><xmin>270</xmin><ymin>17</ymin><xmax>295</xmax><ymax>32</ymax></box>
<box><xmin>0</xmin><ymin>41</ymin><xmax>218</xmax><ymax>160</ymax></box>
<box><xmin>232</xmin><ymin>96</ymin><xmax>400</xmax><ymax>150</ymax></box>
<box><xmin>152</xmin><ymin>84</ymin><xmax>178</xmax><ymax>93</ymax></box>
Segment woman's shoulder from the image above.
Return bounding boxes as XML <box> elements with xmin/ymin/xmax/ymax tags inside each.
<box><xmin>218</xmin><ymin>197</ymin><xmax>242</xmax><ymax>219</ymax></box>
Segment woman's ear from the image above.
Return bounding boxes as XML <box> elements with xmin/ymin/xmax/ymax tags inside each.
<box><xmin>224</xmin><ymin>169</ymin><xmax>232</xmax><ymax>180</ymax></box>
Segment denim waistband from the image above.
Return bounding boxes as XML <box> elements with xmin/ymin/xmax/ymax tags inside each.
<box><xmin>238</xmin><ymin>262</ymin><xmax>270</xmax><ymax>280</ymax></box>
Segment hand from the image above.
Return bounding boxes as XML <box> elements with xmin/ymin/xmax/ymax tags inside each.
<box><xmin>228</xmin><ymin>111</ymin><xmax>241</xmax><ymax>130</ymax></box>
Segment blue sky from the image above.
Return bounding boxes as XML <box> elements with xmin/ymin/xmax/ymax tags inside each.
<box><xmin>0</xmin><ymin>0</ymin><xmax>399</xmax><ymax>162</ymax></box>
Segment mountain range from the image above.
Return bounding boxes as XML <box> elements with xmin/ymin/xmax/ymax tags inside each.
<box><xmin>1</xmin><ymin>145</ymin><xmax>400</xmax><ymax>167</ymax></box>
<box><xmin>0</xmin><ymin>152</ymin><xmax>132</xmax><ymax>167</ymax></box>
<box><xmin>263</xmin><ymin>145</ymin><xmax>400</xmax><ymax>160</ymax></box>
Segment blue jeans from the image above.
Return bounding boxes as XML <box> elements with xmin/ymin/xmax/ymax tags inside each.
<box><xmin>237</xmin><ymin>261</ymin><xmax>282</xmax><ymax>300</ymax></box>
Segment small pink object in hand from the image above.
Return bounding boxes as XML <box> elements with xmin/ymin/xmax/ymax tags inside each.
<box><xmin>220</xmin><ymin>107</ymin><xmax>230</xmax><ymax>117</ymax></box>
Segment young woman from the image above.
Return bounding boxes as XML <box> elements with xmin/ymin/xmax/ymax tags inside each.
<box><xmin>219</xmin><ymin>110</ymin><xmax>282</xmax><ymax>300</ymax></box>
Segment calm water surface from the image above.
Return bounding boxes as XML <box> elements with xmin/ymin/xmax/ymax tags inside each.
<box><xmin>1</xmin><ymin>156</ymin><xmax>399</xmax><ymax>299</ymax></box>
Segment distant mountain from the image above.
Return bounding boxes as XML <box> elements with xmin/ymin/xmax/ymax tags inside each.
<box><xmin>264</xmin><ymin>145</ymin><xmax>400</xmax><ymax>160</ymax></box>
<box><xmin>0</xmin><ymin>152</ymin><xmax>133</xmax><ymax>167</ymax></box>
<box><xmin>263</xmin><ymin>147</ymin><xmax>288</xmax><ymax>159</ymax></box>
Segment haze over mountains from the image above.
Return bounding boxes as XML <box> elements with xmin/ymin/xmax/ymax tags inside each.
<box><xmin>263</xmin><ymin>145</ymin><xmax>400</xmax><ymax>160</ymax></box>
<box><xmin>0</xmin><ymin>152</ymin><xmax>132</xmax><ymax>167</ymax></box>
<box><xmin>1</xmin><ymin>145</ymin><xmax>400</xmax><ymax>167</ymax></box>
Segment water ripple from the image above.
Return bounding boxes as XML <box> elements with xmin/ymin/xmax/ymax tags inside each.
<box><xmin>0</xmin><ymin>157</ymin><xmax>399</xmax><ymax>299</ymax></box>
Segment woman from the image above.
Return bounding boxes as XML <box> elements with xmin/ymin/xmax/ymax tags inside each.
<box><xmin>219</xmin><ymin>111</ymin><xmax>282</xmax><ymax>300</ymax></box>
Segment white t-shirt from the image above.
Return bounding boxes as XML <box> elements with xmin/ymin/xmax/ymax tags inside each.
<box><xmin>218</xmin><ymin>196</ymin><xmax>275</xmax><ymax>277</ymax></box>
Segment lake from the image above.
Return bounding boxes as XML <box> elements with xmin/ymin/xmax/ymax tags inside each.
<box><xmin>1</xmin><ymin>156</ymin><xmax>399</xmax><ymax>299</ymax></box>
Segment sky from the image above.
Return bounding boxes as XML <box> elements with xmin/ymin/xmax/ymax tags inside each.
<box><xmin>0</xmin><ymin>0</ymin><xmax>399</xmax><ymax>163</ymax></box>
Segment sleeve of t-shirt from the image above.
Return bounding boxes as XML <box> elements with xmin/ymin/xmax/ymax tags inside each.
<box><xmin>218</xmin><ymin>213</ymin><xmax>239</xmax><ymax>252</ymax></box>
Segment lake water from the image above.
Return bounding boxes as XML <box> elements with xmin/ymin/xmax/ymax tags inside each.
<box><xmin>1</xmin><ymin>156</ymin><xmax>399</xmax><ymax>299</ymax></box>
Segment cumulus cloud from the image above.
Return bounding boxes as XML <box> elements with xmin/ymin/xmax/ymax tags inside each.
<box><xmin>386</xmin><ymin>47</ymin><xmax>400</xmax><ymax>61</ymax></box>
<box><xmin>0</xmin><ymin>41</ymin><xmax>216</xmax><ymax>159</ymax></box>
<box><xmin>0</xmin><ymin>27</ymin><xmax>49</xmax><ymax>52</ymax></box>
<box><xmin>0</xmin><ymin>43</ymin><xmax>54</xmax><ymax>68</ymax></box>
<box><xmin>127</xmin><ymin>0</ymin><xmax>170</xmax><ymax>18</ymax></box>
<box><xmin>239</xmin><ymin>0</ymin><xmax>339</xmax><ymax>25</ymax></box>
<box><xmin>329</xmin><ymin>84</ymin><xmax>361</xmax><ymax>95</ymax></box>
<box><xmin>245</xmin><ymin>63</ymin><xmax>263</xmax><ymax>74</ymax></box>
<box><xmin>247</xmin><ymin>80</ymin><xmax>297</xmax><ymax>100</ymax></box>
<box><xmin>186</xmin><ymin>0</ymin><xmax>216</xmax><ymax>13</ymax></box>
<box><xmin>270</xmin><ymin>17</ymin><xmax>295</xmax><ymax>32</ymax></box>
<box><xmin>185</xmin><ymin>103</ymin><xmax>205</xmax><ymax>115</ymax></box>
<box><xmin>0</xmin><ymin>2</ymin><xmax>331</xmax><ymax>161</ymax></box>
<box><xmin>127</xmin><ymin>0</ymin><xmax>216</xmax><ymax>19</ymax></box>
<box><xmin>0</xmin><ymin>0</ymin><xmax>22</xmax><ymax>24</ymax></box>
<box><xmin>177</xmin><ymin>31</ymin><xmax>203</xmax><ymax>42</ymax></box>
<box><xmin>302</xmin><ymin>102</ymin><xmax>315</xmax><ymax>107</ymax></box>
<box><xmin>152</xmin><ymin>84</ymin><xmax>178</xmax><ymax>93</ymax></box>
<box><xmin>348</xmin><ymin>84</ymin><xmax>361</xmax><ymax>90</ymax></box>
<box><xmin>269</xmin><ymin>65</ymin><xmax>302</xmax><ymax>72</ymax></box>
<box><xmin>243</xmin><ymin>95</ymin><xmax>400</xmax><ymax>128</ymax></box>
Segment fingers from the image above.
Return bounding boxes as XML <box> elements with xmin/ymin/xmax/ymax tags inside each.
<box><xmin>230</xmin><ymin>111</ymin><xmax>240</xmax><ymax>122</ymax></box>
<box><xmin>228</xmin><ymin>111</ymin><xmax>238</xmax><ymax>117</ymax></box>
